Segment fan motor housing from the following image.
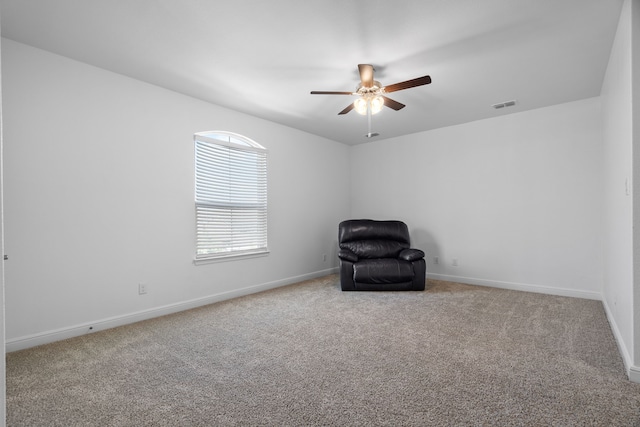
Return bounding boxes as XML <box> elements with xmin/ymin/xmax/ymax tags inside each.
<box><xmin>356</xmin><ymin>81</ymin><xmax>383</xmax><ymax>94</ymax></box>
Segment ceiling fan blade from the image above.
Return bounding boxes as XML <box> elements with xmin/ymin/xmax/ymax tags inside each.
<box><xmin>338</xmin><ymin>103</ymin><xmax>355</xmax><ymax>115</ymax></box>
<box><xmin>383</xmin><ymin>75</ymin><xmax>432</xmax><ymax>93</ymax></box>
<box><xmin>358</xmin><ymin>64</ymin><xmax>374</xmax><ymax>88</ymax></box>
<box><xmin>310</xmin><ymin>91</ymin><xmax>354</xmax><ymax>95</ymax></box>
<box><xmin>381</xmin><ymin>96</ymin><xmax>405</xmax><ymax>111</ymax></box>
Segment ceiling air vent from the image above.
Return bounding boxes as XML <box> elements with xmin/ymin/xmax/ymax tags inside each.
<box><xmin>492</xmin><ymin>100</ymin><xmax>517</xmax><ymax>109</ymax></box>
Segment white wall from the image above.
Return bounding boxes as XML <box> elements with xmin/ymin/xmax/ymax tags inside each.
<box><xmin>0</xmin><ymin>32</ymin><xmax>7</xmax><ymax>427</ymax></box>
<box><xmin>350</xmin><ymin>98</ymin><xmax>603</xmax><ymax>299</ymax></box>
<box><xmin>633</xmin><ymin>0</ymin><xmax>640</xmax><ymax>373</ymax></box>
<box><xmin>2</xmin><ymin>39</ymin><xmax>350</xmax><ymax>349</ymax></box>
<box><xmin>601</xmin><ymin>0</ymin><xmax>637</xmax><ymax>379</ymax></box>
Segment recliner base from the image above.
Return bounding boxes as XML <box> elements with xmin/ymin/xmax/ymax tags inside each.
<box><xmin>342</xmin><ymin>281</ymin><xmax>420</xmax><ymax>292</ymax></box>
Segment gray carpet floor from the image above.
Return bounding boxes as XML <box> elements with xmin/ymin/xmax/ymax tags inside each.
<box><xmin>6</xmin><ymin>275</ymin><xmax>640</xmax><ymax>426</ymax></box>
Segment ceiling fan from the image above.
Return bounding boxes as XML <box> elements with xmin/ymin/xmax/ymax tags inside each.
<box><xmin>310</xmin><ymin>64</ymin><xmax>432</xmax><ymax>116</ymax></box>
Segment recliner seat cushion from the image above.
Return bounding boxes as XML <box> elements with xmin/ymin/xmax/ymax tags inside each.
<box><xmin>341</xmin><ymin>240</ymin><xmax>407</xmax><ymax>259</ymax></box>
<box><xmin>353</xmin><ymin>259</ymin><xmax>414</xmax><ymax>284</ymax></box>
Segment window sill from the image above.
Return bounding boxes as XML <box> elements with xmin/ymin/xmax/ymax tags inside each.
<box><xmin>193</xmin><ymin>250</ymin><xmax>270</xmax><ymax>265</ymax></box>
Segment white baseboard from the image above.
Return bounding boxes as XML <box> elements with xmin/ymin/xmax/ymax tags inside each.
<box><xmin>629</xmin><ymin>366</ymin><xmax>640</xmax><ymax>383</ymax></box>
<box><xmin>427</xmin><ymin>272</ymin><xmax>602</xmax><ymax>300</ymax></box>
<box><xmin>627</xmin><ymin>366</ymin><xmax>640</xmax><ymax>383</ymax></box>
<box><xmin>6</xmin><ymin>267</ymin><xmax>339</xmax><ymax>353</ymax></box>
<box><xmin>601</xmin><ymin>297</ymin><xmax>640</xmax><ymax>383</ymax></box>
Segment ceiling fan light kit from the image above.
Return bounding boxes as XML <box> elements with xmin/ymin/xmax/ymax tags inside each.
<box><xmin>354</xmin><ymin>94</ymin><xmax>384</xmax><ymax>115</ymax></box>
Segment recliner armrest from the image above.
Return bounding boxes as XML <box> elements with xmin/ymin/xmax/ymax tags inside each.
<box><xmin>338</xmin><ymin>248</ymin><xmax>358</xmax><ymax>262</ymax></box>
<box><xmin>399</xmin><ymin>248</ymin><xmax>425</xmax><ymax>262</ymax></box>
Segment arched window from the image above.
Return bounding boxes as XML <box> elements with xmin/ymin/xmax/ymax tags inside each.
<box><xmin>194</xmin><ymin>131</ymin><xmax>268</xmax><ymax>261</ymax></box>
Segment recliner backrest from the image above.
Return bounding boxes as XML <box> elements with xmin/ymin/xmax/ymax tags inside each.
<box><xmin>339</xmin><ymin>219</ymin><xmax>410</xmax><ymax>259</ymax></box>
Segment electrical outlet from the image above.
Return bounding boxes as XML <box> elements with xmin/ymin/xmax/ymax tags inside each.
<box><xmin>433</xmin><ymin>256</ymin><xmax>439</xmax><ymax>265</ymax></box>
<box><xmin>322</xmin><ymin>253</ymin><xmax>327</xmax><ymax>262</ymax></box>
<box><xmin>626</xmin><ymin>178</ymin><xmax>631</xmax><ymax>196</ymax></box>
<box><xmin>452</xmin><ymin>258</ymin><xmax>458</xmax><ymax>267</ymax></box>
<box><xmin>138</xmin><ymin>283</ymin><xmax>148</xmax><ymax>295</ymax></box>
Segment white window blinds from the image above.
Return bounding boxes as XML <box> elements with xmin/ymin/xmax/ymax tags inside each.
<box><xmin>194</xmin><ymin>132</ymin><xmax>267</xmax><ymax>259</ymax></box>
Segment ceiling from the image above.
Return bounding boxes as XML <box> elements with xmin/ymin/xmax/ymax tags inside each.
<box><xmin>0</xmin><ymin>0</ymin><xmax>624</xmax><ymax>145</ymax></box>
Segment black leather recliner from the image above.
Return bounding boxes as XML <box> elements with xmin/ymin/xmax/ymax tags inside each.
<box><xmin>338</xmin><ymin>219</ymin><xmax>426</xmax><ymax>291</ymax></box>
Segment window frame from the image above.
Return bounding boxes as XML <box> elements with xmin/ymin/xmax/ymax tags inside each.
<box><xmin>193</xmin><ymin>131</ymin><xmax>268</xmax><ymax>264</ymax></box>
